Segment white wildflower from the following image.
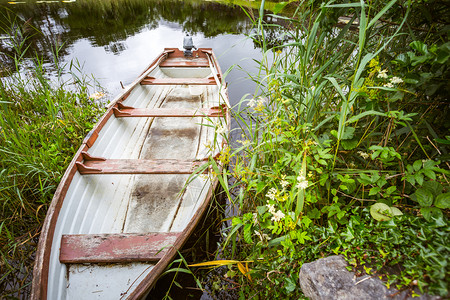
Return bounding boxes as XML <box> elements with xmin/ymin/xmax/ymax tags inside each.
<box><xmin>257</xmin><ymin>97</ymin><xmax>265</xmax><ymax>106</ymax></box>
<box><xmin>266</xmin><ymin>204</ymin><xmax>276</xmax><ymax>214</ymax></box>
<box><xmin>297</xmin><ymin>174</ymin><xmax>306</xmax><ymax>182</ymax></box>
<box><xmin>296</xmin><ymin>180</ymin><xmax>309</xmax><ymax>190</ymax></box>
<box><xmin>266</xmin><ymin>187</ymin><xmax>277</xmax><ymax>200</ymax></box>
<box><xmin>383</xmin><ymin>82</ymin><xmax>394</xmax><ymax>88</ymax></box>
<box><xmin>215</xmin><ymin>124</ymin><xmax>226</xmax><ymax>135</ymax></box>
<box><xmin>248</xmin><ymin>98</ymin><xmax>257</xmax><ymax>108</ymax></box>
<box><xmin>390</xmin><ymin>76</ymin><xmax>403</xmax><ymax>84</ymax></box>
<box><xmin>377</xmin><ymin>69</ymin><xmax>388</xmax><ymax>79</ymax></box>
<box><xmin>296</xmin><ymin>173</ymin><xmax>309</xmax><ymax>190</ymax></box>
<box><xmin>255</xmin><ymin>97</ymin><xmax>265</xmax><ymax>111</ymax></box>
<box><xmin>254</xmin><ymin>230</ymin><xmax>271</xmax><ymax>242</ymax></box>
<box><xmin>281</xmin><ymin>179</ymin><xmax>289</xmax><ymax>188</ymax></box>
<box><xmin>271</xmin><ymin>210</ymin><xmax>285</xmax><ymax>222</ymax></box>
<box><xmin>89</xmin><ymin>91</ymin><xmax>105</xmax><ymax>100</ymax></box>
<box><xmin>357</xmin><ymin>151</ymin><xmax>369</xmax><ymax>159</ymax></box>
<box><xmin>253</xmin><ymin>213</ymin><xmax>258</xmax><ymax>223</ymax></box>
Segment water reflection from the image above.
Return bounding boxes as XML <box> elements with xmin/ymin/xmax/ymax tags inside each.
<box><xmin>1</xmin><ymin>0</ymin><xmax>266</xmax><ymax>103</ymax></box>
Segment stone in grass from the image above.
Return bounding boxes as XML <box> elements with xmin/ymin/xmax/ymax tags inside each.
<box><xmin>298</xmin><ymin>255</ymin><xmax>440</xmax><ymax>300</ymax></box>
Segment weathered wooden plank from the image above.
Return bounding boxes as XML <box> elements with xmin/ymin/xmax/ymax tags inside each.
<box><xmin>76</xmin><ymin>159</ymin><xmax>207</xmax><ymax>175</ymax></box>
<box><xmin>140</xmin><ymin>77</ymin><xmax>216</xmax><ymax>85</ymax></box>
<box><xmin>112</xmin><ymin>107</ymin><xmax>225</xmax><ymax>118</ymax></box>
<box><xmin>59</xmin><ymin>232</ymin><xmax>181</xmax><ymax>263</ymax></box>
<box><xmin>159</xmin><ymin>58</ymin><xmax>209</xmax><ymax>67</ymax></box>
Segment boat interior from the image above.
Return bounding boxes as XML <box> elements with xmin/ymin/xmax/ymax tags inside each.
<box><xmin>44</xmin><ymin>50</ymin><xmax>227</xmax><ymax>299</ymax></box>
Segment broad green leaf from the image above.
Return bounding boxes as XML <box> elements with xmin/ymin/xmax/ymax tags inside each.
<box><xmin>232</xmin><ymin>217</ymin><xmax>242</xmax><ymax>226</ymax></box>
<box><xmin>256</xmin><ymin>181</ymin><xmax>266</xmax><ymax>193</ymax></box>
<box><xmin>325</xmin><ymin>77</ymin><xmax>346</xmax><ymax>102</ymax></box>
<box><xmin>413</xmin><ymin>188</ymin><xmax>434</xmax><ymax>207</ymax></box>
<box><xmin>405</xmin><ymin>174</ymin><xmax>415</xmax><ymax>186</ymax></box>
<box><xmin>369</xmin><ymin>186</ymin><xmax>381</xmax><ymax>196</ymax></box>
<box><xmin>414</xmin><ymin>173</ymin><xmax>424</xmax><ymax>186</ymax></box>
<box><xmin>302</xmin><ymin>216</ymin><xmax>313</xmax><ymax>228</ymax></box>
<box><xmin>358</xmin><ymin>173</ymin><xmax>372</xmax><ymax>185</ymax></box>
<box><xmin>244</xmin><ymin>224</ymin><xmax>253</xmax><ymax>244</ymax></box>
<box><xmin>268</xmin><ymin>235</ymin><xmax>287</xmax><ymax>247</ymax></box>
<box><xmin>390</xmin><ymin>207</ymin><xmax>403</xmax><ymax>216</ymax></box>
<box><xmin>370</xmin><ymin>203</ymin><xmax>392</xmax><ymax>221</ymax></box>
<box><xmin>346</xmin><ymin>110</ymin><xmax>386</xmax><ymax>124</ymax></box>
<box><xmin>273</xmin><ymin>1</ymin><xmax>288</xmax><ymax>14</ymax></box>
<box><xmin>434</xmin><ymin>193</ymin><xmax>450</xmax><ymax>209</ymax></box>
<box><xmin>386</xmin><ymin>186</ymin><xmax>397</xmax><ymax>195</ymax></box>
<box><xmin>410</xmin><ymin>41</ymin><xmax>428</xmax><ymax>54</ymax></box>
<box><xmin>422</xmin><ymin>180</ymin><xmax>443</xmax><ymax>197</ymax></box>
<box><xmin>307</xmin><ymin>208</ymin><xmax>321</xmax><ymax>219</ymax></box>
<box><xmin>406</xmin><ymin>165</ymin><xmax>414</xmax><ymax>173</ymax></box>
<box><xmin>422</xmin><ymin>169</ymin><xmax>436</xmax><ymax>180</ymax></box>
<box><xmin>354</xmin><ymin>54</ymin><xmax>374</xmax><ymax>87</ymax></box>
<box><xmin>342</xmin><ymin>127</ymin><xmax>355</xmax><ymax>140</ymax></box>
<box><xmin>257</xmin><ymin>205</ymin><xmax>267</xmax><ymax>215</ymax></box>
<box><xmin>435</xmin><ymin>138</ymin><xmax>450</xmax><ymax>145</ymax></box>
<box><xmin>413</xmin><ymin>160</ymin><xmax>423</xmax><ymax>171</ymax></box>
<box><xmin>284</xmin><ymin>277</ymin><xmax>296</xmax><ymax>293</ymax></box>
<box><xmin>342</xmin><ymin>139</ymin><xmax>358</xmax><ymax>150</ymax></box>
<box><xmin>161</xmin><ymin>268</ymin><xmax>193</xmax><ymax>276</ymax></box>
<box><xmin>420</xmin><ymin>207</ymin><xmax>443</xmax><ymax>222</ymax></box>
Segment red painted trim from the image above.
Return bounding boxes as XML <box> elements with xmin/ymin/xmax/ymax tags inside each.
<box><xmin>60</xmin><ymin>233</ymin><xmax>181</xmax><ymax>263</ymax></box>
<box><xmin>140</xmin><ymin>77</ymin><xmax>216</xmax><ymax>85</ymax></box>
<box><xmin>113</xmin><ymin>106</ymin><xmax>226</xmax><ymax>118</ymax></box>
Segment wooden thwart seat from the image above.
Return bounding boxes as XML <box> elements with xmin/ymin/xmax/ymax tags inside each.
<box><xmin>59</xmin><ymin>232</ymin><xmax>181</xmax><ymax>263</ymax></box>
<box><xmin>112</xmin><ymin>103</ymin><xmax>226</xmax><ymax>118</ymax></box>
<box><xmin>76</xmin><ymin>154</ymin><xmax>207</xmax><ymax>175</ymax></box>
<box><xmin>159</xmin><ymin>58</ymin><xmax>209</xmax><ymax>67</ymax></box>
<box><xmin>140</xmin><ymin>77</ymin><xmax>216</xmax><ymax>85</ymax></box>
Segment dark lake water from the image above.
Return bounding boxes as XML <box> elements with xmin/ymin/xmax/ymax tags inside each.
<box><xmin>0</xmin><ymin>0</ymin><xmax>265</xmax><ymax>104</ymax></box>
<box><xmin>0</xmin><ymin>0</ymin><xmax>267</xmax><ymax>298</ymax></box>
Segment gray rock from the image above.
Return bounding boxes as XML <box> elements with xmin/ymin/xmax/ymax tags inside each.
<box><xmin>298</xmin><ymin>255</ymin><xmax>440</xmax><ymax>300</ymax></box>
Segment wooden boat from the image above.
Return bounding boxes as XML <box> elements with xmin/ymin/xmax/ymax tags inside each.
<box><xmin>31</xmin><ymin>48</ymin><xmax>230</xmax><ymax>299</ymax></box>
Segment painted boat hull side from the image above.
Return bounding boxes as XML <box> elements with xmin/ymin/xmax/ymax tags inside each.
<box><xmin>31</xmin><ymin>48</ymin><xmax>230</xmax><ymax>299</ymax></box>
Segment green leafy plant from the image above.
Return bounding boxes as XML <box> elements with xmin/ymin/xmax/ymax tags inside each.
<box><xmin>198</xmin><ymin>0</ymin><xmax>450</xmax><ymax>298</ymax></box>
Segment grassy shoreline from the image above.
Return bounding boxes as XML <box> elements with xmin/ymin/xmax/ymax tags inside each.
<box><xmin>0</xmin><ymin>15</ymin><xmax>105</xmax><ymax>295</ymax></box>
